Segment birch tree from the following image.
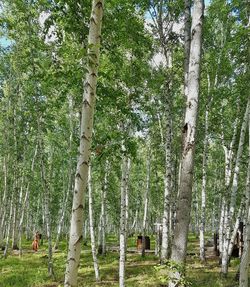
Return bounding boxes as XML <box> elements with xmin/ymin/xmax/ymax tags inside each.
<box><xmin>88</xmin><ymin>165</ymin><xmax>100</xmax><ymax>281</ymax></box>
<box><xmin>119</xmin><ymin>155</ymin><xmax>131</xmax><ymax>287</ymax></box>
<box><xmin>239</xmin><ymin>112</ymin><xmax>250</xmax><ymax>286</ymax></box>
<box><xmin>142</xmin><ymin>145</ymin><xmax>151</xmax><ymax>257</ymax></box>
<box><xmin>64</xmin><ymin>1</ymin><xmax>104</xmax><ymax>286</ymax></box>
<box><xmin>169</xmin><ymin>0</ymin><xmax>204</xmax><ymax>285</ymax></box>
<box><xmin>221</xmin><ymin>99</ymin><xmax>250</xmax><ymax>275</ymax></box>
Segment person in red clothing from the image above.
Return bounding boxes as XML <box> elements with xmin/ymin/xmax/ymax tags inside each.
<box><xmin>32</xmin><ymin>231</ymin><xmax>40</xmax><ymax>252</ymax></box>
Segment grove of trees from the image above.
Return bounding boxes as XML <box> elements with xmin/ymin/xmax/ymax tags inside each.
<box><xmin>0</xmin><ymin>0</ymin><xmax>249</xmax><ymax>286</ymax></box>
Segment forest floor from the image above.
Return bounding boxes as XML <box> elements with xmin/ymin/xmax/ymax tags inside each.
<box><xmin>0</xmin><ymin>234</ymin><xmax>245</xmax><ymax>287</ymax></box>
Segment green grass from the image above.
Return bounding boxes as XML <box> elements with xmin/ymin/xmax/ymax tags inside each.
<box><xmin>0</xmin><ymin>235</ymin><xmax>246</xmax><ymax>287</ymax></box>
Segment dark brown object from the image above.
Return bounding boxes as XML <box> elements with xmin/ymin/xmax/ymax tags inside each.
<box><xmin>213</xmin><ymin>232</ymin><xmax>220</xmax><ymax>256</ymax></box>
<box><xmin>137</xmin><ymin>236</ymin><xmax>150</xmax><ymax>250</ymax></box>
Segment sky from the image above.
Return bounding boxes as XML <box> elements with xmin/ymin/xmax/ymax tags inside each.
<box><xmin>0</xmin><ymin>37</ymin><xmax>10</xmax><ymax>48</ymax></box>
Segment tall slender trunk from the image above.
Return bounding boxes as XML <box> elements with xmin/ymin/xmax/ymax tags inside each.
<box><xmin>119</xmin><ymin>156</ymin><xmax>130</xmax><ymax>287</ymax></box>
<box><xmin>219</xmin><ymin>197</ymin><xmax>226</xmax><ymax>255</ymax></box>
<box><xmin>54</xmin><ymin>184</ymin><xmax>71</xmax><ymax>250</ymax></box>
<box><xmin>142</xmin><ymin>147</ymin><xmax>151</xmax><ymax>257</ymax></box>
<box><xmin>99</xmin><ymin>160</ymin><xmax>109</xmax><ymax>255</ymax></box>
<box><xmin>88</xmin><ymin>165</ymin><xmax>100</xmax><ymax>281</ymax></box>
<box><xmin>0</xmin><ymin>156</ymin><xmax>8</xmax><ymax>246</ymax></box>
<box><xmin>239</xmin><ymin>118</ymin><xmax>250</xmax><ymax>286</ymax></box>
<box><xmin>4</xmin><ymin>192</ymin><xmax>14</xmax><ymax>258</ymax></box>
<box><xmin>194</xmin><ymin>184</ymin><xmax>200</xmax><ymax>237</ymax></box>
<box><xmin>169</xmin><ymin>1</ymin><xmax>204</xmax><ymax>285</ymax></box>
<box><xmin>55</xmin><ymin>96</ymin><xmax>74</xmax><ymax>250</ymax></box>
<box><xmin>227</xmin><ymin>200</ymin><xmax>244</xmax><ymax>258</ymax></box>
<box><xmin>219</xmin><ymin>116</ymin><xmax>238</xmax><ymax>258</ymax></box>
<box><xmin>64</xmin><ymin>1</ymin><xmax>104</xmax><ymax>286</ymax></box>
<box><xmin>40</xmin><ymin>143</ymin><xmax>54</xmax><ymax>278</ymax></box>
<box><xmin>200</xmin><ymin>76</ymin><xmax>212</xmax><ymax>262</ymax></box>
<box><xmin>18</xmin><ymin>145</ymin><xmax>38</xmax><ymax>256</ymax></box>
<box><xmin>11</xmin><ymin>197</ymin><xmax>19</xmax><ymax>250</ymax></box>
<box><xmin>184</xmin><ymin>0</ymin><xmax>191</xmax><ymax>99</ymax></box>
<box><xmin>161</xmin><ymin>87</ymin><xmax>172</xmax><ymax>262</ymax></box>
<box><xmin>221</xmin><ymin>99</ymin><xmax>249</xmax><ymax>275</ymax></box>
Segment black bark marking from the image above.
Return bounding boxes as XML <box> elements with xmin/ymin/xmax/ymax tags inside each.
<box><xmin>85</xmin><ymin>81</ymin><xmax>93</xmax><ymax>89</ymax></box>
<box><xmin>68</xmin><ymin>257</ymin><xmax>76</xmax><ymax>262</ymax></box>
<box><xmin>96</xmin><ymin>1</ymin><xmax>103</xmax><ymax>9</ymax></box>
<box><xmin>83</xmin><ymin>99</ymin><xmax>91</xmax><ymax>108</ymax></box>
<box><xmin>73</xmin><ymin>204</ymin><xmax>84</xmax><ymax>213</ymax></box>
<box><xmin>184</xmin><ymin>142</ymin><xmax>194</xmax><ymax>156</ymax></box>
<box><xmin>183</xmin><ymin>123</ymin><xmax>188</xmax><ymax>134</ymax></box>
<box><xmin>74</xmin><ymin>235</ymin><xmax>83</xmax><ymax>245</ymax></box>
<box><xmin>90</xmin><ymin>16</ymin><xmax>97</xmax><ymax>25</ymax></box>
<box><xmin>76</xmin><ymin>172</ymin><xmax>83</xmax><ymax>181</ymax></box>
<box><xmin>80</xmin><ymin>160</ymin><xmax>89</xmax><ymax>166</ymax></box>
<box><xmin>81</xmin><ymin>133</ymin><xmax>90</xmax><ymax>141</ymax></box>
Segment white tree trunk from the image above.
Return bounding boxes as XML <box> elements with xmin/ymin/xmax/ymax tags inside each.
<box><xmin>199</xmin><ymin>109</ymin><xmax>209</xmax><ymax>262</ymax></box>
<box><xmin>184</xmin><ymin>0</ymin><xmax>191</xmax><ymax>99</ymax></box>
<box><xmin>19</xmin><ymin>145</ymin><xmax>38</xmax><ymax>256</ymax></box>
<box><xmin>4</xmin><ymin>193</ymin><xmax>14</xmax><ymax>258</ymax></box>
<box><xmin>55</xmin><ymin>96</ymin><xmax>74</xmax><ymax>250</ymax></box>
<box><xmin>99</xmin><ymin>160</ymin><xmax>109</xmax><ymax>255</ymax></box>
<box><xmin>64</xmin><ymin>1</ymin><xmax>104</xmax><ymax>286</ymax></box>
<box><xmin>88</xmin><ymin>165</ymin><xmax>100</xmax><ymax>281</ymax></box>
<box><xmin>227</xmin><ymin>200</ymin><xmax>244</xmax><ymax>258</ymax></box>
<box><xmin>142</xmin><ymin>147</ymin><xmax>151</xmax><ymax>257</ymax></box>
<box><xmin>119</xmin><ymin>156</ymin><xmax>130</xmax><ymax>287</ymax></box>
<box><xmin>54</xmin><ymin>185</ymin><xmax>70</xmax><ymax>250</ymax></box>
<box><xmin>0</xmin><ymin>156</ymin><xmax>8</xmax><ymax>247</ymax></box>
<box><xmin>219</xmin><ymin>197</ymin><xmax>226</xmax><ymax>255</ymax></box>
<box><xmin>239</xmin><ymin>118</ymin><xmax>250</xmax><ymax>286</ymax></box>
<box><xmin>170</xmin><ymin>1</ymin><xmax>204</xmax><ymax>285</ymax></box>
<box><xmin>40</xmin><ymin>145</ymin><xmax>54</xmax><ymax>278</ymax></box>
<box><xmin>11</xmin><ymin>197</ymin><xmax>18</xmax><ymax>250</ymax></box>
<box><xmin>221</xmin><ymin>99</ymin><xmax>249</xmax><ymax>275</ymax></box>
<box><xmin>161</xmin><ymin>78</ymin><xmax>173</xmax><ymax>261</ymax></box>
<box><xmin>219</xmin><ymin>116</ymin><xmax>238</xmax><ymax>257</ymax></box>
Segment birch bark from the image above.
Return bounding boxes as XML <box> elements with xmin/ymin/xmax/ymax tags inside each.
<box><xmin>169</xmin><ymin>1</ymin><xmax>204</xmax><ymax>285</ymax></box>
<box><xmin>200</xmin><ymin>76</ymin><xmax>212</xmax><ymax>262</ymax></box>
<box><xmin>18</xmin><ymin>145</ymin><xmax>38</xmax><ymax>256</ymax></box>
<box><xmin>219</xmin><ymin>116</ymin><xmax>238</xmax><ymax>257</ymax></box>
<box><xmin>199</xmin><ymin>108</ymin><xmax>209</xmax><ymax>262</ymax></box>
<box><xmin>40</xmin><ymin>143</ymin><xmax>54</xmax><ymax>278</ymax></box>
<box><xmin>119</xmin><ymin>156</ymin><xmax>130</xmax><ymax>287</ymax></box>
<box><xmin>161</xmin><ymin>93</ymin><xmax>172</xmax><ymax>261</ymax></box>
<box><xmin>142</xmin><ymin>147</ymin><xmax>151</xmax><ymax>257</ymax></box>
<box><xmin>98</xmin><ymin>160</ymin><xmax>109</xmax><ymax>255</ymax></box>
<box><xmin>221</xmin><ymin>99</ymin><xmax>249</xmax><ymax>275</ymax></box>
<box><xmin>88</xmin><ymin>165</ymin><xmax>100</xmax><ymax>281</ymax></box>
<box><xmin>0</xmin><ymin>156</ymin><xmax>8</xmax><ymax>243</ymax></box>
<box><xmin>54</xmin><ymin>97</ymin><xmax>74</xmax><ymax>250</ymax></box>
<box><xmin>4</xmin><ymin>192</ymin><xmax>14</xmax><ymax>258</ymax></box>
<box><xmin>64</xmin><ymin>1</ymin><xmax>104</xmax><ymax>286</ymax></box>
<box><xmin>239</xmin><ymin>117</ymin><xmax>250</xmax><ymax>286</ymax></box>
<box><xmin>184</xmin><ymin>0</ymin><xmax>191</xmax><ymax>99</ymax></box>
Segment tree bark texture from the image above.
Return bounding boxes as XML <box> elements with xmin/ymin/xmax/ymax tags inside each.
<box><xmin>119</xmin><ymin>156</ymin><xmax>130</xmax><ymax>287</ymax></box>
<box><xmin>221</xmin><ymin>99</ymin><xmax>249</xmax><ymax>275</ymax></box>
<box><xmin>170</xmin><ymin>1</ymin><xmax>204</xmax><ymax>285</ymax></box>
<box><xmin>64</xmin><ymin>1</ymin><xmax>104</xmax><ymax>286</ymax></box>
<box><xmin>88</xmin><ymin>165</ymin><xmax>100</xmax><ymax>281</ymax></box>
<box><xmin>239</xmin><ymin>115</ymin><xmax>250</xmax><ymax>286</ymax></box>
